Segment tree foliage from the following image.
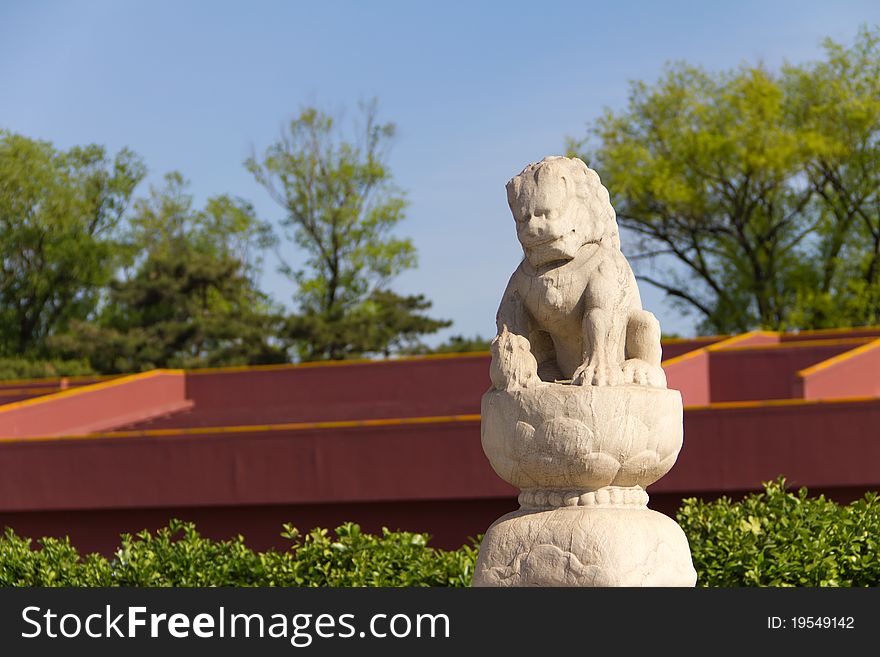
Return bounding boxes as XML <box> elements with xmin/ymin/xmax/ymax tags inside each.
<box><xmin>571</xmin><ymin>27</ymin><xmax>880</xmax><ymax>333</ymax></box>
<box><xmin>0</xmin><ymin>357</ymin><xmax>94</xmax><ymax>381</ymax></box>
<box><xmin>0</xmin><ymin>131</ymin><xmax>145</xmax><ymax>355</ymax></box>
<box><xmin>287</xmin><ymin>289</ymin><xmax>451</xmax><ymax>359</ymax></box>
<box><xmin>49</xmin><ymin>174</ymin><xmax>285</xmax><ymax>372</ymax></box>
<box><xmin>246</xmin><ymin>102</ymin><xmax>449</xmax><ymax>360</ymax></box>
<box><xmin>784</xmin><ymin>28</ymin><xmax>880</xmax><ymax>328</ymax></box>
<box><xmin>409</xmin><ymin>334</ymin><xmax>492</xmax><ymax>355</ymax></box>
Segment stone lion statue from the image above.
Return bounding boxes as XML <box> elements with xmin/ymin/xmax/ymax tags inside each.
<box><xmin>493</xmin><ymin>156</ymin><xmax>666</xmax><ymax>389</ymax></box>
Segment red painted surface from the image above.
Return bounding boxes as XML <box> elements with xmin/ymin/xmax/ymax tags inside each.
<box><xmin>3</xmin><ymin>401</ymin><xmax>877</xmax><ymax>513</ymax></box>
<box><xmin>0</xmin><ymin>393</ymin><xmax>47</xmax><ymax>405</ymax></box>
<box><xmin>0</xmin><ymin>498</ymin><xmax>515</xmax><ymax>553</ymax></box>
<box><xmin>664</xmin><ymin>333</ymin><xmax>781</xmax><ymax>405</ymax></box>
<box><xmin>0</xmin><ymin>371</ymin><xmax>192</xmax><ymax>438</ymax></box>
<box><xmin>708</xmin><ymin>343</ymin><xmax>861</xmax><ymax>402</ymax></box>
<box><xmin>0</xmin><ymin>377</ymin><xmax>111</xmax><ymax>405</ymax></box>
<box><xmin>0</xmin><ymin>420</ymin><xmax>511</xmax><ymax>512</ymax></box>
<box><xmin>0</xmin><ymin>376</ymin><xmax>109</xmax><ymax>391</ymax></box>
<box><xmin>726</xmin><ymin>332</ymin><xmax>781</xmax><ymax>348</ymax></box>
<box><xmin>122</xmin><ymin>340</ymin><xmax>721</xmax><ymax>431</ymax></box>
<box><xmin>661</xmin><ymin>338</ymin><xmax>725</xmax><ymax>360</ymax></box>
<box><xmin>2</xmin><ymin>332</ymin><xmax>880</xmax><ymax>554</ymax></box>
<box><xmin>797</xmin><ymin>340</ymin><xmax>880</xmax><ymax>400</ymax></box>
<box><xmin>2</xmin><ymin>398</ymin><xmax>879</xmax><ymax>551</ymax></box>
<box><xmin>123</xmin><ymin>357</ymin><xmax>491</xmax><ymax>430</ymax></box>
<box><xmin>663</xmin><ymin>351</ymin><xmax>710</xmax><ymax>406</ymax></box>
<box><xmin>655</xmin><ymin>399</ymin><xmax>880</xmax><ymax>492</ymax></box>
<box><xmin>779</xmin><ymin>327</ymin><xmax>880</xmax><ymax>342</ymax></box>
<box><xmin>3</xmin><ymin>486</ymin><xmax>873</xmax><ymax>555</ymax></box>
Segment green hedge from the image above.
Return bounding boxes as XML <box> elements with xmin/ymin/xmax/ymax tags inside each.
<box><xmin>678</xmin><ymin>478</ymin><xmax>880</xmax><ymax>587</ymax></box>
<box><xmin>1</xmin><ymin>480</ymin><xmax>877</xmax><ymax>586</ymax></box>
<box><xmin>0</xmin><ymin>521</ymin><xmax>477</xmax><ymax>587</ymax></box>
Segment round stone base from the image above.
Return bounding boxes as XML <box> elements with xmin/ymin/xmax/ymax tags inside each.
<box><xmin>472</xmin><ymin>506</ymin><xmax>697</xmax><ymax>587</ymax></box>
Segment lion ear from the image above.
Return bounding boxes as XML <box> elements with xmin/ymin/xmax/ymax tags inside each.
<box><xmin>506</xmin><ymin>179</ymin><xmax>520</xmax><ymax>208</ymax></box>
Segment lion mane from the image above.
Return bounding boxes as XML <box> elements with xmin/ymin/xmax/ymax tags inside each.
<box><xmin>505</xmin><ymin>156</ymin><xmax>621</xmax><ymax>251</ymax></box>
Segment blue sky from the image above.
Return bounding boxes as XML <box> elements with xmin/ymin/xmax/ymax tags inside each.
<box><xmin>2</xmin><ymin>1</ymin><xmax>879</xmax><ymax>342</ymax></box>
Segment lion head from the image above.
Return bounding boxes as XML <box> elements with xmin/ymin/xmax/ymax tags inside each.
<box><xmin>506</xmin><ymin>156</ymin><xmax>620</xmax><ymax>268</ymax></box>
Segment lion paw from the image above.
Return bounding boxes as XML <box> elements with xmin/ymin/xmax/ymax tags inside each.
<box><xmin>572</xmin><ymin>361</ymin><xmax>622</xmax><ymax>387</ymax></box>
<box><xmin>622</xmin><ymin>359</ymin><xmax>667</xmax><ymax>388</ymax></box>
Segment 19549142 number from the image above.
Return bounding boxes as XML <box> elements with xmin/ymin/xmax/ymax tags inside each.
<box><xmin>768</xmin><ymin>616</ymin><xmax>855</xmax><ymax>630</ymax></box>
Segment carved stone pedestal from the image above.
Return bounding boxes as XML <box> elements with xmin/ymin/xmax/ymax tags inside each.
<box><xmin>473</xmin><ymin>494</ymin><xmax>695</xmax><ymax>586</ymax></box>
<box><xmin>474</xmin><ymin>155</ymin><xmax>696</xmax><ymax>587</ymax></box>
<box><xmin>472</xmin><ymin>358</ymin><xmax>696</xmax><ymax>587</ymax></box>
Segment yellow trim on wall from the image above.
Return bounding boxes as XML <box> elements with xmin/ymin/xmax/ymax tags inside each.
<box><xmin>660</xmin><ymin>347</ymin><xmax>708</xmax><ymax>367</ymax></box>
<box><xmin>661</xmin><ymin>329</ymin><xmax>779</xmax><ymax>367</ymax></box>
<box><xmin>0</xmin><ymin>369</ymin><xmax>184</xmax><ymax>415</ymax></box>
<box><xmin>186</xmin><ymin>351</ymin><xmax>492</xmax><ymax>375</ymax></box>
<box><xmin>3</xmin><ymin>394</ymin><xmax>880</xmax><ymax>445</ymax></box>
<box><xmin>684</xmin><ymin>395</ymin><xmax>879</xmax><ymax>411</ymax></box>
<box><xmin>707</xmin><ymin>330</ymin><xmax>780</xmax><ymax>348</ymax></box>
<box><xmin>0</xmin><ymin>413</ymin><xmax>483</xmax><ymax>443</ymax></box>
<box><xmin>0</xmin><ymin>373</ymin><xmax>114</xmax><ymax>386</ymax></box>
<box><xmin>796</xmin><ymin>338</ymin><xmax>880</xmax><ymax>378</ymax></box>
<box><xmin>786</xmin><ymin>324</ymin><xmax>880</xmax><ymax>337</ymax></box>
<box><xmin>711</xmin><ymin>336</ymin><xmax>872</xmax><ymax>352</ymax></box>
<box><xmin>659</xmin><ymin>334</ymin><xmax>729</xmax><ymax>344</ymax></box>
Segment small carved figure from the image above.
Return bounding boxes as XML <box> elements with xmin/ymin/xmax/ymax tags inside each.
<box><xmin>493</xmin><ymin>156</ymin><xmax>665</xmax><ymax>389</ymax></box>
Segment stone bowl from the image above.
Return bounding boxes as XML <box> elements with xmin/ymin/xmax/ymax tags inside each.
<box><xmin>480</xmin><ymin>383</ymin><xmax>683</xmax><ymax>492</ymax></box>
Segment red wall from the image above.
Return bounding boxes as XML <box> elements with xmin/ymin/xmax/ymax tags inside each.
<box><xmin>3</xmin><ymin>339</ymin><xmax>880</xmax><ymax>554</ymax></box>
<box><xmin>664</xmin><ymin>351</ymin><xmax>710</xmax><ymax>406</ymax></box>
<box><xmin>656</xmin><ymin>399</ymin><xmax>880</xmax><ymax>492</ymax></box>
<box><xmin>0</xmin><ymin>377</ymin><xmax>113</xmax><ymax>406</ymax></box>
<box><xmin>122</xmin><ymin>357</ymin><xmax>492</xmax><ymax>430</ymax></box>
<box><xmin>780</xmin><ymin>328</ymin><xmax>880</xmax><ymax>341</ymax></box>
<box><xmin>0</xmin><ymin>420</ymin><xmax>509</xmax><ymax>512</ymax></box>
<box><xmin>3</xmin><ymin>398</ymin><xmax>880</xmax><ymax>553</ymax></box>
<box><xmin>0</xmin><ymin>498</ymin><xmax>517</xmax><ymax>553</ymax></box>
<box><xmin>798</xmin><ymin>341</ymin><xmax>880</xmax><ymax>400</ymax></box>
<box><xmin>707</xmin><ymin>343</ymin><xmax>859</xmax><ymax>402</ymax></box>
<box><xmin>661</xmin><ymin>338</ymin><xmax>725</xmax><ymax>360</ymax></box>
<box><xmin>0</xmin><ymin>371</ymin><xmax>191</xmax><ymax>438</ymax></box>
<box><xmin>121</xmin><ymin>340</ymin><xmax>725</xmax><ymax>432</ymax></box>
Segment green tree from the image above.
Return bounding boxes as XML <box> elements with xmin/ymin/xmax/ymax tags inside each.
<box><xmin>407</xmin><ymin>334</ymin><xmax>491</xmax><ymax>355</ymax></box>
<box><xmin>784</xmin><ymin>27</ymin><xmax>880</xmax><ymax>328</ymax></box>
<box><xmin>569</xmin><ymin>27</ymin><xmax>880</xmax><ymax>333</ymax></box>
<box><xmin>49</xmin><ymin>174</ymin><xmax>285</xmax><ymax>372</ymax></box>
<box><xmin>246</xmin><ymin>101</ymin><xmax>449</xmax><ymax>360</ymax></box>
<box><xmin>287</xmin><ymin>289</ymin><xmax>451</xmax><ymax>359</ymax></box>
<box><xmin>0</xmin><ymin>131</ymin><xmax>145</xmax><ymax>355</ymax></box>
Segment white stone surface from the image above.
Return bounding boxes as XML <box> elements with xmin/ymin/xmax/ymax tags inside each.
<box><xmin>473</xmin><ymin>506</ymin><xmax>696</xmax><ymax>587</ymax></box>
<box><xmin>481</xmin><ymin>380</ymin><xmax>683</xmax><ymax>491</ymax></box>
<box><xmin>496</xmin><ymin>156</ymin><xmax>665</xmax><ymax>388</ymax></box>
<box><xmin>473</xmin><ymin>156</ymin><xmax>696</xmax><ymax>587</ymax></box>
